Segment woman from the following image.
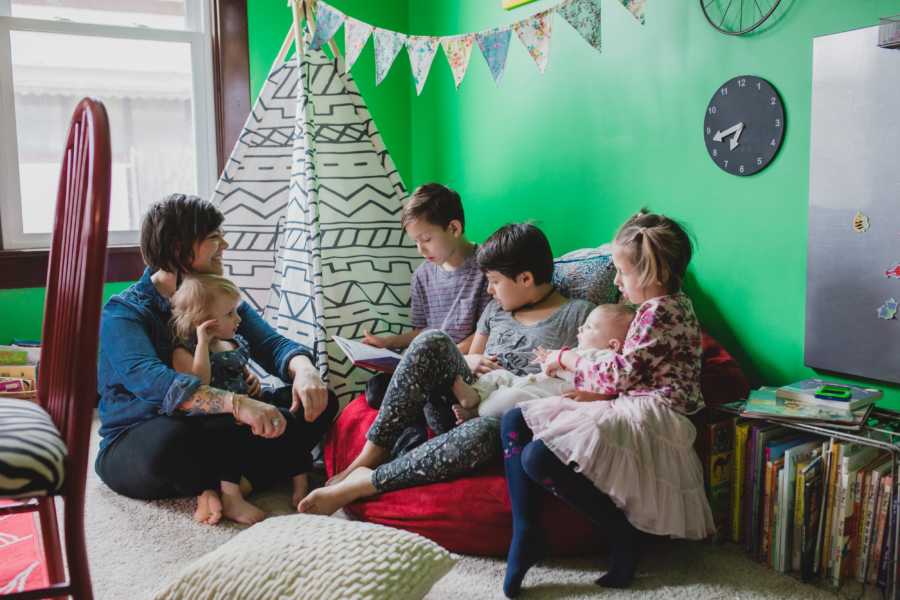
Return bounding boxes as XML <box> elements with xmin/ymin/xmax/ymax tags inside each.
<box><xmin>298</xmin><ymin>224</ymin><xmax>593</xmax><ymax>516</ymax></box>
<box><xmin>95</xmin><ymin>194</ymin><xmax>337</xmax><ymax>525</ymax></box>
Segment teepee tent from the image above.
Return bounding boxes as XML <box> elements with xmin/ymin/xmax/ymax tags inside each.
<box><xmin>212</xmin><ymin>29</ymin><xmax>421</xmax><ymax>404</ymax></box>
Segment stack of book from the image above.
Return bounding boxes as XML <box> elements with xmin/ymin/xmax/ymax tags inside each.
<box><xmin>0</xmin><ymin>342</ymin><xmax>39</xmax><ymax>401</ymax></box>
<box><xmin>738</xmin><ymin>379</ymin><xmax>881</xmax><ymax>430</ymax></box>
<box><xmin>714</xmin><ymin>420</ymin><xmax>898</xmax><ymax>590</ymax></box>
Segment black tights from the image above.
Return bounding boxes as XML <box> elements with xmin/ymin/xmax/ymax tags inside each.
<box><xmin>501</xmin><ymin>407</ymin><xmax>639</xmax><ymax>597</ymax></box>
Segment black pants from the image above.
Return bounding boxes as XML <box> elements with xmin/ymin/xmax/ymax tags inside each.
<box><xmin>95</xmin><ymin>387</ymin><xmax>338</xmax><ymax>500</ymax></box>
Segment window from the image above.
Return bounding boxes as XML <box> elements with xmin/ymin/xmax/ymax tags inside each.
<box><xmin>0</xmin><ymin>0</ymin><xmax>217</xmax><ymax>250</ymax></box>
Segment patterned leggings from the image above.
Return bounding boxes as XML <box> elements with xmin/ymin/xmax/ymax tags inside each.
<box><xmin>368</xmin><ymin>330</ymin><xmax>501</xmax><ymax>492</ymax></box>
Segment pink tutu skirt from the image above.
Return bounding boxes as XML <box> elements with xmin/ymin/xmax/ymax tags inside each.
<box><xmin>520</xmin><ymin>394</ymin><xmax>715</xmax><ymax>540</ymax></box>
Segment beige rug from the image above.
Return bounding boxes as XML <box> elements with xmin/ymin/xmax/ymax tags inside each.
<box><xmin>83</xmin><ymin>420</ymin><xmax>857</xmax><ymax>599</ymax></box>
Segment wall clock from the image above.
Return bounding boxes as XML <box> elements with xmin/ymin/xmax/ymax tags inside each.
<box><xmin>700</xmin><ymin>0</ymin><xmax>782</xmax><ymax>35</ymax></box>
<box><xmin>703</xmin><ymin>75</ymin><xmax>785</xmax><ymax>176</ymax></box>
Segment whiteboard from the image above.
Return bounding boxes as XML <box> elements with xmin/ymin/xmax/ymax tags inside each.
<box><xmin>805</xmin><ymin>25</ymin><xmax>900</xmax><ymax>383</ymax></box>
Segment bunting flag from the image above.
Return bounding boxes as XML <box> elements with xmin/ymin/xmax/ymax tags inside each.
<box><xmin>559</xmin><ymin>0</ymin><xmax>602</xmax><ymax>51</ymax></box>
<box><xmin>621</xmin><ymin>0</ymin><xmax>647</xmax><ymax>25</ymax></box>
<box><xmin>374</xmin><ymin>28</ymin><xmax>407</xmax><ymax>85</ymax></box>
<box><xmin>301</xmin><ymin>0</ymin><xmax>643</xmax><ymax>89</ymax></box>
<box><xmin>344</xmin><ymin>17</ymin><xmax>373</xmax><ymax>72</ymax></box>
<box><xmin>309</xmin><ymin>2</ymin><xmax>344</xmax><ymax>51</ymax></box>
<box><xmin>513</xmin><ymin>10</ymin><xmax>552</xmax><ymax>74</ymax></box>
<box><xmin>441</xmin><ymin>35</ymin><xmax>475</xmax><ymax>89</ymax></box>
<box><xmin>406</xmin><ymin>36</ymin><xmax>440</xmax><ymax>95</ymax></box>
<box><xmin>476</xmin><ymin>28</ymin><xmax>512</xmax><ymax>85</ymax></box>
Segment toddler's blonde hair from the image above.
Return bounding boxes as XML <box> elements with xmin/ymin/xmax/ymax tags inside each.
<box><xmin>592</xmin><ymin>303</ymin><xmax>636</xmax><ymax>340</ymax></box>
<box><xmin>614</xmin><ymin>209</ymin><xmax>693</xmax><ymax>294</ymax></box>
<box><xmin>170</xmin><ymin>274</ymin><xmax>241</xmax><ymax>341</ymax></box>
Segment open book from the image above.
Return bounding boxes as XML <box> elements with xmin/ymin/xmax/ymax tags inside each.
<box><xmin>332</xmin><ymin>335</ymin><xmax>402</xmax><ymax>373</ymax></box>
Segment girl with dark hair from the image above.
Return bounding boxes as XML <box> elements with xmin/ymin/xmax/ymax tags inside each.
<box><xmin>95</xmin><ymin>194</ymin><xmax>337</xmax><ymax>525</ymax></box>
<box><xmin>296</xmin><ymin>223</ymin><xmax>594</xmax><ymax>517</ymax></box>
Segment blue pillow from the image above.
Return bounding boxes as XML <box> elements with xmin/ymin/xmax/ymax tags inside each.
<box><xmin>552</xmin><ymin>244</ymin><xmax>620</xmax><ymax>305</ymax></box>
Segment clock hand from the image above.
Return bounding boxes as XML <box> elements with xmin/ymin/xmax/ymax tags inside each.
<box><xmin>712</xmin><ymin>122</ymin><xmax>745</xmax><ymax>151</ymax></box>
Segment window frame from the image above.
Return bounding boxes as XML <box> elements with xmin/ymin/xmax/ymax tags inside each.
<box><xmin>0</xmin><ymin>0</ymin><xmax>249</xmax><ymax>289</ymax></box>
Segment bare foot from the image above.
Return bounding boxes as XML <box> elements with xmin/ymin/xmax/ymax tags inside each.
<box><xmin>326</xmin><ymin>441</ymin><xmax>390</xmax><ymax>486</ymax></box>
<box><xmin>299</xmin><ymin>468</ymin><xmax>375</xmax><ymax>516</ymax></box>
<box><xmin>193</xmin><ymin>489</ymin><xmax>223</xmax><ymax>525</ymax></box>
<box><xmin>452</xmin><ymin>404</ymin><xmax>478</xmax><ymax>425</ymax></box>
<box><xmin>220</xmin><ymin>482</ymin><xmax>266</xmax><ymax>525</ymax></box>
<box><xmin>292</xmin><ymin>473</ymin><xmax>309</xmax><ymax>511</ymax></box>
<box><xmin>452</xmin><ymin>375</ymin><xmax>481</xmax><ymax>409</ymax></box>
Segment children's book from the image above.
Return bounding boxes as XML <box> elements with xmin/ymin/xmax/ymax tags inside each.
<box><xmin>738</xmin><ymin>388</ymin><xmax>872</xmax><ymax>428</ymax></box>
<box><xmin>332</xmin><ymin>335</ymin><xmax>402</xmax><ymax>373</ymax></box>
<box><xmin>778</xmin><ymin>440</ymin><xmax>821</xmax><ymax>572</ymax></box>
<box><xmin>732</xmin><ymin>419</ymin><xmax>751</xmax><ymax>543</ymax></box>
<box><xmin>775</xmin><ymin>379</ymin><xmax>881</xmax><ymax>412</ymax></box>
<box><xmin>800</xmin><ymin>455</ymin><xmax>825</xmax><ymax>582</ymax></box>
<box><xmin>705</xmin><ymin>419</ymin><xmax>733</xmax><ymax>541</ymax></box>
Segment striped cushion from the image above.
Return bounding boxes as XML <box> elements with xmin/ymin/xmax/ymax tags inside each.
<box><xmin>0</xmin><ymin>399</ymin><xmax>66</xmax><ymax>498</ymax></box>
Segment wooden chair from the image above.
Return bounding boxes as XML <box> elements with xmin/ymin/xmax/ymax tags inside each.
<box><xmin>0</xmin><ymin>98</ymin><xmax>111</xmax><ymax>599</ymax></box>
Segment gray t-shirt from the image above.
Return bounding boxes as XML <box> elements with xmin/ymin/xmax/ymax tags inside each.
<box><xmin>476</xmin><ymin>297</ymin><xmax>595</xmax><ymax>375</ymax></box>
<box><xmin>411</xmin><ymin>251</ymin><xmax>491</xmax><ymax>343</ymax></box>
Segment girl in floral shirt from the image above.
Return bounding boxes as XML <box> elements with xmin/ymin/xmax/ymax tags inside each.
<box><xmin>500</xmin><ymin>210</ymin><xmax>715</xmax><ymax>598</ymax></box>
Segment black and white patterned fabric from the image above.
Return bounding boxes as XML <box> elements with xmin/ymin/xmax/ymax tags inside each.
<box><xmin>213</xmin><ymin>42</ymin><xmax>421</xmax><ymax>406</ymax></box>
<box><xmin>0</xmin><ymin>399</ymin><xmax>66</xmax><ymax>498</ymax></box>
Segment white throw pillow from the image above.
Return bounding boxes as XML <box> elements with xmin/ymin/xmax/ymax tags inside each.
<box><xmin>153</xmin><ymin>514</ymin><xmax>458</xmax><ymax>600</ymax></box>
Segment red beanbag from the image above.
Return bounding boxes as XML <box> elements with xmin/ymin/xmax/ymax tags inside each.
<box><xmin>323</xmin><ymin>333</ymin><xmax>748</xmax><ymax>557</ymax></box>
<box><xmin>323</xmin><ymin>395</ymin><xmax>603</xmax><ymax>557</ymax></box>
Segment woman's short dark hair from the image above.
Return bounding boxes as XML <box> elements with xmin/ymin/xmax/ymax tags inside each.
<box><xmin>477</xmin><ymin>223</ymin><xmax>554</xmax><ymax>284</ymax></box>
<box><xmin>140</xmin><ymin>193</ymin><xmax>224</xmax><ymax>274</ymax></box>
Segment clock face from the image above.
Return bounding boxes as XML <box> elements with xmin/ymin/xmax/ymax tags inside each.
<box><xmin>703</xmin><ymin>75</ymin><xmax>785</xmax><ymax>176</ymax></box>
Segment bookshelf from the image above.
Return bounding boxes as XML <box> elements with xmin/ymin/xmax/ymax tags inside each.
<box><xmin>716</xmin><ymin>404</ymin><xmax>900</xmax><ymax>599</ymax></box>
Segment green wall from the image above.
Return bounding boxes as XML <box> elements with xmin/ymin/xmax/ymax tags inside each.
<box><xmin>248</xmin><ymin>0</ymin><xmax>900</xmax><ymax>406</ymax></box>
<box><xmin>0</xmin><ymin>283</ymin><xmax>132</xmax><ymax>343</ymax></box>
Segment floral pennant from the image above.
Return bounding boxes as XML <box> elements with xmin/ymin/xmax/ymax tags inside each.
<box><xmin>309</xmin><ymin>2</ymin><xmax>345</xmax><ymax>51</ymax></box>
<box><xmin>407</xmin><ymin>36</ymin><xmax>440</xmax><ymax>95</ymax></box>
<box><xmin>476</xmin><ymin>27</ymin><xmax>512</xmax><ymax>85</ymax></box>
<box><xmin>621</xmin><ymin>0</ymin><xmax>647</xmax><ymax>25</ymax></box>
<box><xmin>559</xmin><ymin>0</ymin><xmax>602</xmax><ymax>51</ymax></box>
<box><xmin>373</xmin><ymin>28</ymin><xmax>407</xmax><ymax>85</ymax></box>
<box><xmin>513</xmin><ymin>10</ymin><xmax>552</xmax><ymax>74</ymax></box>
<box><xmin>344</xmin><ymin>17</ymin><xmax>373</xmax><ymax>72</ymax></box>
<box><xmin>441</xmin><ymin>35</ymin><xmax>475</xmax><ymax>89</ymax></box>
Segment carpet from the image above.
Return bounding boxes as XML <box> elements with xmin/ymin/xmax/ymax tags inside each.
<box><xmin>82</xmin><ymin>419</ymin><xmax>864</xmax><ymax>599</ymax></box>
<box><xmin>0</xmin><ymin>501</ymin><xmax>49</xmax><ymax>594</ymax></box>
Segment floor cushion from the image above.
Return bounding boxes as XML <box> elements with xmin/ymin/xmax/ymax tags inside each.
<box><xmin>153</xmin><ymin>514</ymin><xmax>457</xmax><ymax>600</ymax></box>
<box><xmin>324</xmin><ymin>333</ymin><xmax>748</xmax><ymax>557</ymax></box>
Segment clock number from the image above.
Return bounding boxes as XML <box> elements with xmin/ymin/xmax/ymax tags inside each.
<box><xmin>706</xmin><ymin>126</ymin><xmax>711</xmax><ymax>135</ymax></box>
<box><xmin>770</xmin><ymin>138</ymin><xmax>777</xmax><ymax>147</ymax></box>
<box><xmin>756</xmin><ymin>81</ymin><xmax>761</xmax><ymax>91</ymax></box>
<box><xmin>738</xmin><ymin>78</ymin><xmax>746</xmax><ymax>88</ymax></box>
<box><xmin>775</xmin><ymin>118</ymin><xmax>781</xmax><ymax>128</ymax></box>
<box><xmin>739</xmin><ymin>165</ymin><xmax>745</xmax><ymax>174</ymax></box>
<box><xmin>723</xmin><ymin>160</ymin><xmax>729</xmax><ymax>168</ymax></box>
<box><xmin>770</xmin><ymin>96</ymin><xmax>777</xmax><ymax>106</ymax></box>
<box><xmin>712</xmin><ymin>148</ymin><xmax>718</xmax><ymax>157</ymax></box>
<box><xmin>708</xmin><ymin>106</ymin><xmax>718</xmax><ymax>115</ymax></box>
<box><xmin>757</xmin><ymin>157</ymin><xmax>763</xmax><ymax>165</ymax></box>
<box><xmin>720</xmin><ymin>87</ymin><xmax>728</xmax><ymax>96</ymax></box>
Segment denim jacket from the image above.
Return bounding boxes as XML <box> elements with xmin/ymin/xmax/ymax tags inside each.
<box><xmin>96</xmin><ymin>268</ymin><xmax>311</xmax><ymax>452</ymax></box>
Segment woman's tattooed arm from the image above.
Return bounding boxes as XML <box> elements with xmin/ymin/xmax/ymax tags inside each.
<box><xmin>178</xmin><ymin>385</ymin><xmax>234</xmax><ymax>415</ymax></box>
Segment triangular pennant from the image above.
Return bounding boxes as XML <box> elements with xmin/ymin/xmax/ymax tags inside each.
<box><xmin>621</xmin><ymin>0</ymin><xmax>646</xmax><ymax>25</ymax></box>
<box><xmin>373</xmin><ymin>28</ymin><xmax>407</xmax><ymax>85</ymax></box>
<box><xmin>406</xmin><ymin>36</ymin><xmax>439</xmax><ymax>95</ymax></box>
<box><xmin>441</xmin><ymin>35</ymin><xmax>475</xmax><ymax>89</ymax></box>
<box><xmin>513</xmin><ymin>10</ymin><xmax>552</xmax><ymax>74</ymax></box>
<box><xmin>309</xmin><ymin>2</ymin><xmax>345</xmax><ymax>51</ymax></box>
<box><xmin>344</xmin><ymin>17</ymin><xmax>373</xmax><ymax>72</ymax></box>
<box><xmin>559</xmin><ymin>0</ymin><xmax>602</xmax><ymax>51</ymax></box>
<box><xmin>475</xmin><ymin>27</ymin><xmax>512</xmax><ymax>85</ymax></box>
